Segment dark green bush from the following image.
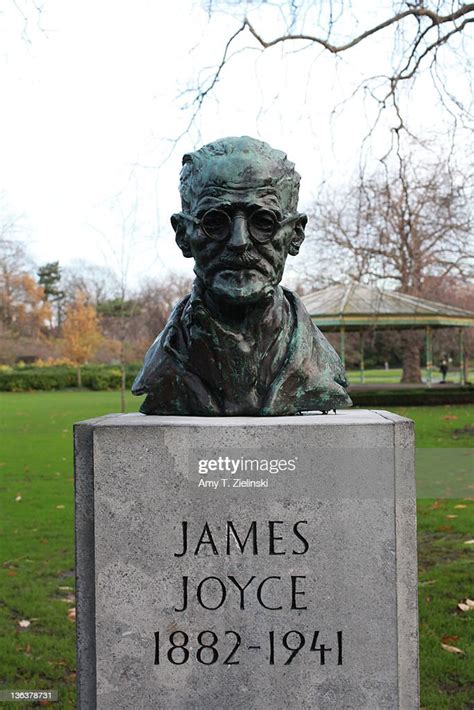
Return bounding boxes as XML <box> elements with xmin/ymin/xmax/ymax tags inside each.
<box><xmin>0</xmin><ymin>367</ymin><xmax>77</xmax><ymax>392</ymax></box>
<box><xmin>350</xmin><ymin>386</ymin><xmax>473</xmax><ymax>407</ymax></box>
<box><xmin>0</xmin><ymin>364</ymin><xmax>141</xmax><ymax>392</ymax></box>
<box><xmin>0</xmin><ymin>363</ymin><xmax>472</xmax><ymax>404</ymax></box>
<box><xmin>81</xmin><ymin>368</ymin><xmax>122</xmax><ymax>391</ymax></box>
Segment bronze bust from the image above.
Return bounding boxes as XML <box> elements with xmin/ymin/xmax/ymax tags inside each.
<box><xmin>133</xmin><ymin>137</ymin><xmax>351</xmax><ymax>415</ymax></box>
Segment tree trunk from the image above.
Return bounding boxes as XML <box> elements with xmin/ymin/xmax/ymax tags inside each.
<box><xmin>56</xmin><ymin>300</ymin><xmax>62</xmax><ymax>335</ymax></box>
<box><xmin>120</xmin><ymin>364</ymin><xmax>126</xmax><ymax>413</ymax></box>
<box><xmin>401</xmin><ymin>335</ymin><xmax>422</xmax><ymax>384</ymax></box>
<box><xmin>77</xmin><ymin>365</ymin><xmax>82</xmax><ymax>388</ymax></box>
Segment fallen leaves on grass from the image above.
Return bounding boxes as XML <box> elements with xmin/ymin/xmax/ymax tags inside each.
<box><xmin>15</xmin><ymin>641</ymin><xmax>33</xmax><ymax>655</ymax></box>
<box><xmin>446</xmin><ymin>515</ymin><xmax>458</xmax><ymax>519</ymax></box>
<box><xmin>17</xmin><ymin>619</ymin><xmax>31</xmax><ymax>629</ymax></box>
<box><xmin>441</xmin><ymin>643</ymin><xmax>464</xmax><ymax>654</ymax></box>
<box><xmin>67</xmin><ymin>607</ymin><xmax>76</xmax><ymax>622</ymax></box>
<box><xmin>464</xmin><ymin>539</ymin><xmax>474</xmax><ymax>545</ymax></box>
<box><xmin>443</xmin><ymin>415</ymin><xmax>459</xmax><ymax>421</ymax></box>
<box><xmin>431</xmin><ymin>500</ymin><xmax>442</xmax><ymax>509</ymax></box>
<box><xmin>454</xmin><ymin>504</ymin><xmax>467</xmax><ymax>509</ymax></box>
<box><xmin>59</xmin><ymin>592</ymin><xmax>75</xmax><ymax>604</ymax></box>
<box><xmin>441</xmin><ymin>635</ymin><xmax>460</xmax><ymax>644</ymax></box>
<box><xmin>2</xmin><ymin>556</ymin><xmax>26</xmax><ymax>567</ymax></box>
<box><xmin>15</xmin><ymin>494</ymin><xmax>22</xmax><ymax>502</ymax></box>
<box><xmin>457</xmin><ymin>599</ymin><xmax>474</xmax><ymax>612</ymax></box>
<box><xmin>56</xmin><ymin>505</ymin><xmax>65</xmax><ymax>509</ymax></box>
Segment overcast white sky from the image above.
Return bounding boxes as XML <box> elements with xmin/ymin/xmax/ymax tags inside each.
<box><xmin>1</xmin><ymin>0</ymin><xmax>471</xmax><ymax>287</ymax></box>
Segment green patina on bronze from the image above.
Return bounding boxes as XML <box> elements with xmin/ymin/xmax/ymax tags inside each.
<box><xmin>132</xmin><ymin>136</ymin><xmax>352</xmax><ymax>415</ymax></box>
<box><xmin>178</xmin><ymin>136</ymin><xmax>300</xmax><ymax>214</ymax></box>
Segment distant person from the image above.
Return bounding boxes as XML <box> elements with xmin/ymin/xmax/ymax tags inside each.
<box><xmin>440</xmin><ymin>359</ymin><xmax>448</xmax><ymax>383</ymax></box>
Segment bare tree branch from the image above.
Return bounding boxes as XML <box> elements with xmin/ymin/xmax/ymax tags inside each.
<box><xmin>187</xmin><ymin>2</ymin><xmax>474</xmax><ymax>156</ymax></box>
<box><xmin>243</xmin><ymin>5</ymin><xmax>474</xmax><ymax>55</ymax></box>
<box><xmin>306</xmin><ymin>149</ymin><xmax>473</xmax><ymax>293</ymax></box>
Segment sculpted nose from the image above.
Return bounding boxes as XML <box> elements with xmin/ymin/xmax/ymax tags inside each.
<box><xmin>227</xmin><ymin>214</ymin><xmax>250</xmax><ymax>252</ymax></box>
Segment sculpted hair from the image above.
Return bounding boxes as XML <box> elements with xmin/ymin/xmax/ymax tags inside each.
<box><xmin>179</xmin><ymin>136</ymin><xmax>301</xmax><ymax>214</ymax></box>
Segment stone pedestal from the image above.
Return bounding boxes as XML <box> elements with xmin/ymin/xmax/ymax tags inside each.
<box><xmin>74</xmin><ymin>410</ymin><xmax>419</xmax><ymax>710</ymax></box>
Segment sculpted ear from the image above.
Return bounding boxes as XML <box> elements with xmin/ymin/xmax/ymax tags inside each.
<box><xmin>171</xmin><ymin>213</ymin><xmax>192</xmax><ymax>258</ymax></box>
<box><xmin>288</xmin><ymin>214</ymin><xmax>307</xmax><ymax>256</ymax></box>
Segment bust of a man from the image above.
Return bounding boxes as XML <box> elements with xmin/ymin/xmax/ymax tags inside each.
<box><xmin>132</xmin><ymin>136</ymin><xmax>351</xmax><ymax>415</ymax></box>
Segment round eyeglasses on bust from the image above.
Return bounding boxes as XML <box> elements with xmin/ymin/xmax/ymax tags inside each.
<box><xmin>180</xmin><ymin>208</ymin><xmax>301</xmax><ymax>244</ymax></box>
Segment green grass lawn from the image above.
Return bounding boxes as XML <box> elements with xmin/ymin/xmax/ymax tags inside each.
<box><xmin>0</xmin><ymin>393</ymin><xmax>473</xmax><ymax>708</ymax></box>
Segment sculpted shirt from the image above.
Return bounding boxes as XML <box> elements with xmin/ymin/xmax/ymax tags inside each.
<box><xmin>132</xmin><ymin>283</ymin><xmax>351</xmax><ymax>416</ymax></box>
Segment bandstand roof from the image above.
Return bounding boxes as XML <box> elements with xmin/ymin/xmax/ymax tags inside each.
<box><xmin>302</xmin><ymin>283</ymin><xmax>474</xmax><ymax>331</ymax></box>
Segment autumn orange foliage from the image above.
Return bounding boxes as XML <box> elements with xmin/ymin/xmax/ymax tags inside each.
<box><xmin>62</xmin><ymin>294</ymin><xmax>103</xmax><ymax>385</ymax></box>
<box><xmin>0</xmin><ymin>273</ymin><xmax>51</xmax><ymax>337</ymax></box>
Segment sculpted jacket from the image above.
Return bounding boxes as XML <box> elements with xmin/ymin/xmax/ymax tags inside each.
<box><xmin>132</xmin><ymin>285</ymin><xmax>352</xmax><ymax>416</ymax></box>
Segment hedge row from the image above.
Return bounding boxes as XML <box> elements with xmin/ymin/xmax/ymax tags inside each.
<box><xmin>0</xmin><ymin>365</ymin><xmax>141</xmax><ymax>392</ymax></box>
<box><xmin>350</xmin><ymin>386</ymin><xmax>474</xmax><ymax>407</ymax></box>
<box><xmin>1</xmin><ymin>366</ymin><xmax>472</xmax><ymax>405</ymax></box>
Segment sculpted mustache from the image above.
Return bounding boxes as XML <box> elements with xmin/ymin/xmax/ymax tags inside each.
<box><xmin>216</xmin><ymin>252</ymin><xmax>262</xmax><ymax>268</ymax></box>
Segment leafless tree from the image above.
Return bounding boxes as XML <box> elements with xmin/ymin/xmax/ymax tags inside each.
<box><xmin>183</xmin><ymin>1</ymin><xmax>473</xmax><ymax>156</ymax></box>
<box><xmin>422</xmin><ymin>275</ymin><xmax>474</xmax><ymax>382</ymax></box>
<box><xmin>87</xmin><ymin>185</ymin><xmax>165</xmax><ymax>410</ymax></box>
<box><xmin>136</xmin><ymin>273</ymin><xmax>193</xmax><ymax>343</ymax></box>
<box><xmin>79</xmin><ymin>189</ymin><xmax>141</xmax><ymax>410</ymax></box>
<box><xmin>0</xmin><ymin>201</ymin><xmax>32</xmax><ymax>333</ymax></box>
<box><xmin>307</xmin><ymin>153</ymin><xmax>473</xmax><ymax>381</ymax></box>
<box><xmin>61</xmin><ymin>260</ymin><xmax>119</xmax><ymax>307</ymax></box>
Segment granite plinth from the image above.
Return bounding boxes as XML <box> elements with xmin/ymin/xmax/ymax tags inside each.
<box><xmin>74</xmin><ymin>409</ymin><xmax>419</xmax><ymax>710</ymax></box>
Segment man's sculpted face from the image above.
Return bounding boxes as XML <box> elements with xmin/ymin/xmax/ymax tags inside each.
<box><xmin>181</xmin><ymin>187</ymin><xmax>304</xmax><ymax>304</ymax></box>
<box><xmin>171</xmin><ymin>137</ymin><xmax>307</xmax><ymax>305</ymax></box>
